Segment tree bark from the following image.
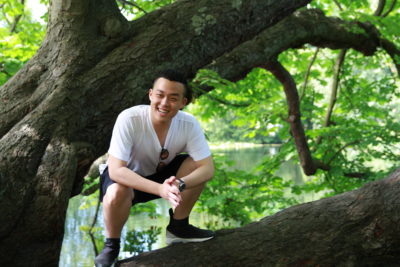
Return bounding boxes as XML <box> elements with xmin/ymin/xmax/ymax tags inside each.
<box><xmin>0</xmin><ymin>0</ymin><xmax>312</xmax><ymax>265</ymax></box>
<box><xmin>117</xmin><ymin>168</ymin><xmax>400</xmax><ymax>266</ymax></box>
<box><xmin>262</xmin><ymin>61</ymin><xmax>316</xmax><ymax>175</ymax></box>
<box><xmin>0</xmin><ymin>0</ymin><xmax>399</xmax><ymax>265</ymax></box>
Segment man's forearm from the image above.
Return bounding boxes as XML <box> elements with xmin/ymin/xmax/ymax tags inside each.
<box><xmin>180</xmin><ymin>160</ymin><xmax>214</xmax><ymax>189</ymax></box>
<box><xmin>109</xmin><ymin>166</ymin><xmax>162</xmax><ymax>196</ymax></box>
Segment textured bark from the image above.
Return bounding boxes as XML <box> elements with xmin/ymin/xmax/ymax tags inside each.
<box><xmin>0</xmin><ymin>0</ymin><xmax>399</xmax><ymax>265</ymax></box>
<box><xmin>202</xmin><ymin>8</ymin><xmax>398</xmax><ymax>86</ymax></box>
<box><xmin>0</xmin><ymin>0</ymin><xmax>312</xmax><ymax>265</ymax></box>
<box><xmin>118</xmin><ymin>168</ymin><xmax>400</xmax><ymax>266</ymax></box>
<box><xmin>263</xmin><ymin>61</ymin><xmax>316</xmax><ymax>175</ymax></box>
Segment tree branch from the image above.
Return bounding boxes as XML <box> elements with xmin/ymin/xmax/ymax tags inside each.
<box><xmin>343</xmin><ymin>172</ymin><xmax>368</xmax><ymax>179</ymax></box>
<box><xmin>9</xmin><ymin>0</ymin><xmax>25</xmax><ymax>33</ymax></box>
<box><xmin>262</xmin><ymin>61</ymin><xmax>317</xmax><ymax>175</ymax></box>
<box><xmin>326</xmin><ymin>140</ymin><xmax>360</xmax><ymax>166</ymax></box>
<box><xmin>300</xmin><ymin>47</ymin><xmax>320</xmax><ymax>101</ymax></box>
<box><xmin>1</xmin><ymin>8</ymin><xmax>11</xmax><ymax>26</ymax></box>
<box><xmin>10</xmin><ymin>0</ymin><xmax>25</xmax><ymax>33</ymax></box>
<box><xmin>333</xmin><ymin>0</ymin><xmax>343</xmax><ymax>11</ymax></box>
<box><xmin>118</xmin><ymin>0</ymin><xmax>148</xmax><ymax>14</ymax></box>
<box><xmin>382</xmin><ymin>0</ymin><xmax>397</xmax><ymax>17</ymax></box>
<box><xmin>191</xmin><ymin>84</ymin><xmax>250</xmax><ymax>107</ymax></box>
<box><xmin>316</xmin><ymin>49</ymin><xmax>347</xmax><ymax>145</ymax></box>
<box><xmin>374</xmin><ymin>0</ymin><xmax>387</xmax><ymax>16</ymax></box>
<box><xmin>89</xmin><ymin>199</ymin><xmax>101</xmax><ymax>256</ymax></box>
<box><xmin>201</xmin><ymin>8</ymin><xmax>388</xmax><ymax>92</ymax></box>
<box><xmin>0</xmin><ymin>63</ymin><xmax>12</xmax><ymax>77</ymax></box>
<box><xmin>117</xmin><ymin>168</ymin><xmax>400</xmax><ymax>266</ymax></box>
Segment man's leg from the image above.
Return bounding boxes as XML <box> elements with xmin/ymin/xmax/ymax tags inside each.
<box><xmin>166</xmin><ymin>156</ymin><xmax>214</xmax><ymax>244</ymax></box>
<box><xmin>95</xmin><ymin>183</ymin><xmax>133</xmax><ymax>266</ymax></box>
<box><xmin>173</xmin><ymin>156</ymin><xmax>205</xmax><ymax>219</ymax></box>
<box><xmin>103</xmin><ymin>183</ymin><xmax>134</xmax><ymax>237</ymax></box>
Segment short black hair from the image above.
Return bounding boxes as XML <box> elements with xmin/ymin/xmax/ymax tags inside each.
<box><xmin>153</xmin><ymin>69</ymin><xmax>192</xmax><ymax>104</ymax></box>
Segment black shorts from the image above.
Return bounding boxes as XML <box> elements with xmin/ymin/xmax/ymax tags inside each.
<box><xmin>99</xmin><ymin>154</ymin><xmax>189</xmax><ymax>205</ymax></box>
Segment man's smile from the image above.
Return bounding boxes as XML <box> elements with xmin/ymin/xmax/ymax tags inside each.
<box><xmin>157</xmin><ymin>108</ymin><xmax>169</xmax><ymax>115</ymax></box>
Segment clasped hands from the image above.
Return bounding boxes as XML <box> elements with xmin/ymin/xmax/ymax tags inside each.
<box><xmin>159</xmin><ymin>176</ymin><xmax>182</xmax><ymax>208</ymax></box>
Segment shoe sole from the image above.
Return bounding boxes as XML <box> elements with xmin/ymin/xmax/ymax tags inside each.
<box><xmin>166</xmin><ymin>231</ymin><xmax>214</xmax><ymax>245</ymax></box>
<box><xmin>94</xmin><ymin>264</ymin><xmax>114</xmax><ymax>267</ymax></box>
<box><xmin>94</xmin><ymin>259</ymin><xmax>117</xmax><ymax>267</ymax></box>
<box><xmin>94</xmin><ymin>264</ymin><xmax>115</xmax><ymax>267</ymax></box>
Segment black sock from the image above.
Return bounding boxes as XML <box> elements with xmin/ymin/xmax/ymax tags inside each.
<box><xmin>168</xmin><ymin>208</ymin><xmax>189</xmax><ymax>227</ymax></box>
<box><xmin>105</xmin><ymin>237</ymin><xmax>120</xmax><ymax>249</ymax></box>
<box><xmin>95</xmin><ymin>238</ymin><xmax>120</xmax><ymax>265</ymax></box>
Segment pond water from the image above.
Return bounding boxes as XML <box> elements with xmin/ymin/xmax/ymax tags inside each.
<box><xmin>59</xmin><ymin>145</ymin><xmax>310</xmax><ymax>266</ymax></box>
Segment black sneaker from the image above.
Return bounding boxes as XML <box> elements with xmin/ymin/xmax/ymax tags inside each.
<box><xmin>94</xmin><ymin>238</ymin><xmax>120</xmax><ymax>267</ymax></box>
<box><xmin>166</xmin><ymin>209</ymin><xmax>215</xmax><ymax>244</ymax></box>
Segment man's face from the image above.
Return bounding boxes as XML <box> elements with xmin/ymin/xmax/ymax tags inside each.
<box><xmin>149</xmin><ymin>77</ymin><xmax>187</xmax><ymax>124</ymax></box>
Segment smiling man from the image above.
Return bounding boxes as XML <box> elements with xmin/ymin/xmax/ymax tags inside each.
<box><xmin>95</xmin><ymin>70</ymin><xmax>215</xmax><ymax>267</ymax></box>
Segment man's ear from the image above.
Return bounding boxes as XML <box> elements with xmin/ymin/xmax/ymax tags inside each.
<box><xmin>181</xmin><ymin>97</ymin><xmax>188</xmax><ymax>108</ymax></box>
<box><xmin>149</xmin><ymin>88</ymin><xmax>153</xmax><ymax>100</ymax></box>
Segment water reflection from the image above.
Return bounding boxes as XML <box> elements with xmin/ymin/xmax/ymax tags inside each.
<box><xmin>59</xmin><ymin>145</ymin><xmax>301</xmax><ymax>266</ymax></box>
<box><xmin>60</xmin><ymin>197</ymin><xmax>212</xmax><ymax>266</ymax></box>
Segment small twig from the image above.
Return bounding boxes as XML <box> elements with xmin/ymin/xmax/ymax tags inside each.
<box><xmin>191</xmin><ymin>84</ymin><xmax>251</xmax><ymax>107</ymax></box>
<box><xmin>374</xmin><ymin>0</ymin><xmax>387</xmax><ymax>16</ymax></box>
<box><xmin>10</xmin><ymin>0</ymin><xmax>25</xmax><ymax>33</ymax></box>
<box><xmin>118</xmin><ymin>0</ymin><xmax>148</xmax><ymax>14</ymax></box>
<box><xmin>324</xmin><ymin>172</ymin><xmax>338</xmax><ymax>193</ymax></box>
<box><xmin>326</xmin><ymin>140</ymin><xmax>360</xmax><ymax>166</ymax></box>
<box><xmin>89</xmin><ymin>199</ymin><xmax>101</xmax><ymax>256</ymax></box>
<box><xmin>316</xmin><ymin>49</ymin><xmax>347</xmax><ymax>145</ymax></box>
<box><xmin>382</xmin><ymin>0</ymin><xmax>397</xmax><ymax>17</ymax></box>
<box><xmin>343</xmin><ymin>172</ymin><xmax>367</xmax><ymax>179</ymax></box>
<box><xmin>10</xmin><ymin>14</ymin><xmax>23</xmax><ymax>33</ymax></box>
<box><xmin>333</xmin><ymin>0</ymin><xmax>343</xmax><ymax>11</ymax></box>
<box><xmin>2</xmin><ymin>9</ymin><xmax>12</xmax><ymax>26</ymax></box>
<box><xmin>300</xmin><ymin>47</ymin><xmax>319</xmax><ymax>101</ymax></box>
<box><xmin>0</xmin><ymin>63</ymin><xmax>12</xmax><ymax>77</ymax></box>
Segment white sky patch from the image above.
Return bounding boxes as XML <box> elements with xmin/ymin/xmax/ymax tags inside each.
<box><xmin>26</xmin><ymin>0</ymin><xmax>48</xmax><ymax>23</ymax></box>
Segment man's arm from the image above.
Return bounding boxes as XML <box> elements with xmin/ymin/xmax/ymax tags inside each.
<box><xmin>107</xmin><ymin>155</ymin><xmax>182</xmax><ymax>207</ymax></box>
<box><xmin>178</xmin><ymin>155</ymin><xmax>214</xmax><ymax>189</ymax></box>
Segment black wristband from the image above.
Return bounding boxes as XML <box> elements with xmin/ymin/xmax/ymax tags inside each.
<box><xmin>177</xmin><ymin>178</ymin><xmax>186</xmax><ymax>192</ymax></box>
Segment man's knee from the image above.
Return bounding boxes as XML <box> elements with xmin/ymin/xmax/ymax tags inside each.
<box><xmin>103</xmin><ymin>183</ymin><xmax>133</xmax><ymax>207</ymax></box>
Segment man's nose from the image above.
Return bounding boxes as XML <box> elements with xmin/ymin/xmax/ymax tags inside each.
<box><xmin>161</xmin><ymin>97</ymin><xmax>169</xmax><ymax>106</ymax></box>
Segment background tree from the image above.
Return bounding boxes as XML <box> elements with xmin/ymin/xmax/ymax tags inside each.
<box><xmin>189</xmin><ymin>0</ymin><xmax>399</xmax><ymax>225</ymax></box>
<box><xmin>0</xmin><ymin>0</ymin><xmax>399</xmax><ymax>266</ymax></box>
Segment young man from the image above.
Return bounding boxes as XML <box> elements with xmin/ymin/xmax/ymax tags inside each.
<box><xmin>95</xmin><ymin>70</ymin><xmax>215</xmax><ymax>266</ymax></box>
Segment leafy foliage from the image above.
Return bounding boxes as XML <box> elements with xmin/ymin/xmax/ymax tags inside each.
<box><xmin>117</xmin><ymin>0</ymin><xmax>175</xmax><ymax>20</ymax></box>
<box><xmin>78</xmin><ymin>193</ymin><xmax>162</xmax><ymax>257</ymax></box>
<box><xmin>189</xmin><ymin>68</ymin><xmax>285</xmax><ymax>144</ymax></box>
<box><xmin>196</xmin><ymin>152</ymin><xmax>299</xmax><ymax>229</ymax></box>
<box><xmin>0</xmin><ymin>0</ymin><xmax>46</xmax><ymax>85</ymax></box>
<box><xmin>123</xmin><ymin>226</ymin><xmax>162</xmax><ymax>255</ymax></box>
<box><xmin>189</xmin><ymin>1</ymin><xmax>400</xmax><ymax>225</ymax></box>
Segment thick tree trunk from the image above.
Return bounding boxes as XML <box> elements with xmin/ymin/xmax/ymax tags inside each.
<box><xmin>0</xmin><ymin>0</ymin><xmax>399</xmax><ymax>265</ymax></box>
<box><xmin>0</xmin><ymin>0</ymin><xmax>311</xmax><ymax>265</ymax></box>
<box><xmin>118</xmin><ymin>168</ymin><xmax>400</xmax><ymax>266</ymax></box>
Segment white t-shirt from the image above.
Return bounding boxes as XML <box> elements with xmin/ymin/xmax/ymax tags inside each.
<box><xmin>106</xmin><ymin>105</ymin><xmax>211</xmax><ymax>176</ymax></box>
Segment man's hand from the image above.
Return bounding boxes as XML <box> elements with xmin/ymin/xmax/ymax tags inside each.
<box><xmin>159</xmin><ymin>176</ymin><xmax>182</xmax><ymax>208</ymax></box>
